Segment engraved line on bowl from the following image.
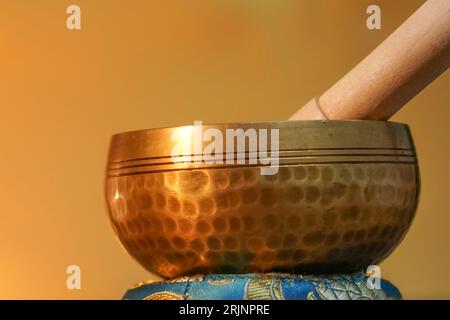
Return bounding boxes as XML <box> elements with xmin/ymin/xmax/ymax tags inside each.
<box><xmin>108</xmin><ymin>153</ymin><xmax>416</xmax><ymax>171</ymax></box>
<box><xmin>106</xmin><ymin>161</ymin><xmax>417</xmax><ymax>177</ymax></box>
<box><xmin>108</xmin><ymin>147</ymin><xmax>416</xmax><ymax>164</ymax></box>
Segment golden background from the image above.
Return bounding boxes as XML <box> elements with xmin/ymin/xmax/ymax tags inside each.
<box><xmin>1</xmin><ymin>0</ymin><xmax>449</xmax><ymax>299</ymax></box>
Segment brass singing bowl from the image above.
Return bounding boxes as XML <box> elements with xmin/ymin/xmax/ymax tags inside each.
<box><xmin>105</xmin><ymin>121</ymin><xmax>419</xmax><ymax>278</ymax></box>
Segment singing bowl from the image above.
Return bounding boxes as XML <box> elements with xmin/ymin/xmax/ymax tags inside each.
<box><xmin>105</xmin><ymin>121</ymin><xmax>419</xmax><ymax>278</ymax></box>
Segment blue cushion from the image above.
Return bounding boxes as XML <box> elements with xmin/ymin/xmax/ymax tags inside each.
<box><xmin>124</xmin><ymin>273</ymin><xmax>401</xmax><ymax>300</ymax></box>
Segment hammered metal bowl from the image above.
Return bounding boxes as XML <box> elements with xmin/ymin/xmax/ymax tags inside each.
<box><xmin>105</xmin><ymin>121</ymin><xmax>419</xmax><ymax>278</ymax></box>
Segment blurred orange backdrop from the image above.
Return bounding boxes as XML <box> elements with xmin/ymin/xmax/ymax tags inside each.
<box><xmin>0</xmin><ymin>0</ymin><xmax>449</xmax><ymax>299</ymax></box>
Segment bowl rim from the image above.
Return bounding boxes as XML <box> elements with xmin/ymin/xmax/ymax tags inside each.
<box><xmin>107</xmin><ymin>120</ymin><xmax>415</xmax><ymax>168</ymax></box>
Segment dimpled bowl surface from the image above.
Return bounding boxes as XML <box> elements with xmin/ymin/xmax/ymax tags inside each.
<box><xmin>105</xmin><ymin>121</ymin><xmax>419</xmax><ymax>278</ymax></box>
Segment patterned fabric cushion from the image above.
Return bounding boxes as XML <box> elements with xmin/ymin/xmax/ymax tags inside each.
<box><xmin>123</xmin><ymin>273</ymin><xmax>401</xmax><ymax>300</ymax></box>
